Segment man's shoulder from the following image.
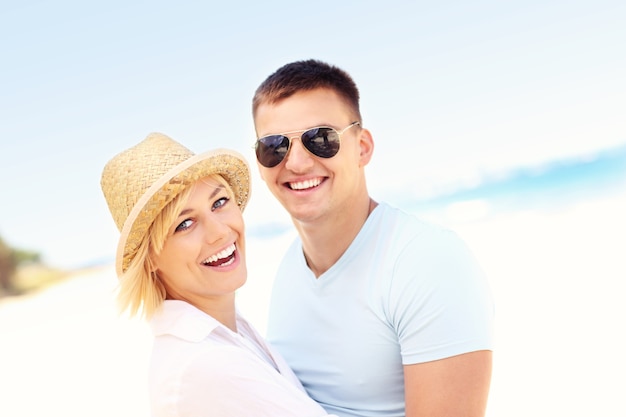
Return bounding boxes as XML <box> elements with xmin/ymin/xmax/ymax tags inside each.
<box><xmin>377</xmin><ymin>201</ymin><xmax>452</xmax><ymax>240</ymax></box>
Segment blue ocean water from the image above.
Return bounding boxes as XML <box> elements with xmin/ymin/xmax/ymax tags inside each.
<box><xmin>402</xmin><ymin>144</ymin><xmax>626</xmax><ymax>216</ymax></box>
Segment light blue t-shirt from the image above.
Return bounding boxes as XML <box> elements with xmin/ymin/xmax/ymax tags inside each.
<box><xmin>266</xmin><ymin>202</ymin><xmax>494</xmax><ymax>417</ymax></box>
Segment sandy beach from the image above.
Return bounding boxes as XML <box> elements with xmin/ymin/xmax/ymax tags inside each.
<box><xmin>1</xmin><ymin>192</ymin><xmax>624</xmax><ymax>417</ymax></box>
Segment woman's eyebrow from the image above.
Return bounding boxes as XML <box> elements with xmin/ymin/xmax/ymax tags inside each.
<box><xmin>177</xmin><ymin>185</ymin><xmax>225</xmax><ymax>217</ymax></box>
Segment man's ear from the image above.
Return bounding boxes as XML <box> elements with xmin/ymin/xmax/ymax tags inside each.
<box><xmin>358</xmin><ymin>127</ymin><xmax>375</xmax><ymax>167</ymax></box>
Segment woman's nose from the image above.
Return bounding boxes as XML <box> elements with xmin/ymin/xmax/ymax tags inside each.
<box><xmin>203</xmin><ymin>214</ymin><xmax>230</xmax><ymax>244</ymax></box>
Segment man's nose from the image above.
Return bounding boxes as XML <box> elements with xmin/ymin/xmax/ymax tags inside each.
<box><xmin>284</xmin><ymin>137</ymin><xmax>314</xmax><ymax>171</ymax></box>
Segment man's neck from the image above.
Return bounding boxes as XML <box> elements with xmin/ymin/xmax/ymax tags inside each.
<box><xmin>295</xmin><ymin>196</ymin><xmax>377</xmax><ymax>278</ymax></box>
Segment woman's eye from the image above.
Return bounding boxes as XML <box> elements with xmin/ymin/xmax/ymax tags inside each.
<box><xmin>212</xmin><ymin>196</ymin><xmax>229</xmax><ymax>210</ymax></box>
<box><xmin>175</xmin><ymin>219</ymin><xmax>194</xmax><ymax>232</ymax></box>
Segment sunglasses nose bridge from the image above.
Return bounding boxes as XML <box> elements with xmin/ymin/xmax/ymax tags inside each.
<box><xmin>283</xmin><ymin>133</ymin><xmax>316</xmax><ymax>167</ymax></box>
<box><xmin>286</xmin><ymin>132</ymin><xmax>303</xmax><ymax>142</ymax></box>
<box><xmin>284</xmin><ymin>132</ymin><xmax>309</xmax><ymax>153</ymax></box>
<box><xmin>285</xmin><ymin>133</ymin><xmax>305</xmax><ymax>155</ymax></box>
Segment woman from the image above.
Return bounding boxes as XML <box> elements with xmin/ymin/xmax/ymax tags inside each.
<box><xmin>101</xmin><ymin>132</ymin><xmax>332</xmax><ymax>416</ymax></box>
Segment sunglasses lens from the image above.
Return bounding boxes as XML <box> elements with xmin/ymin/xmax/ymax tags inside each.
<box><xmin>256</xmin><ymin>135</ymin><xmax>290</xmax><ymax>167</ymax></box>
<box><xmin>301</xmin><ymin>127</ymin><xmax>340</xmax><ymax>158</ymax></box>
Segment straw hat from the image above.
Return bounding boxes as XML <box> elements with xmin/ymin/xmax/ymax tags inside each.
<box><xmin>101</xmin><ymin>132</ymin><xmax>250</xmax><ymax>276</ymax></box>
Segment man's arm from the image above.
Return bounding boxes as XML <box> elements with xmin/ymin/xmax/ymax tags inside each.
<box><xmin>404</xmin><ymin>350</ymin><xmax>492</xmax><ymax>417</ymax></box>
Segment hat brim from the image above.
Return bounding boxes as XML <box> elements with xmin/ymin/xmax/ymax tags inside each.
<box><xmin>115</xmin><ymin>149</ymin><xmax>250</xmax><ymax>276</ymax></box>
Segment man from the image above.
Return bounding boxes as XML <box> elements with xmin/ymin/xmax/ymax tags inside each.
<box><xmin>252</xmin><ymin>59</ymin><xmax>494</xmax><ymax>417</ymax></box>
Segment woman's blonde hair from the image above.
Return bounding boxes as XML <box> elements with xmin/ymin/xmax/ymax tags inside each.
<box><xmin>116</xmin><ymin>174</ymin><xmax>234</xmax><ymax>319</ymax></box>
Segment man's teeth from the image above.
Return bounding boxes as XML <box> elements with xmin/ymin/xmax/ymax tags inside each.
<box><xmin>203</xmin><ymin>244</ymin><xmax>235</xmax><ymax>265</ymax></box>
<box><xmin>290</xmin><ymin>178</ymin><xmax>321</xmax><ymax>190</ymax></box>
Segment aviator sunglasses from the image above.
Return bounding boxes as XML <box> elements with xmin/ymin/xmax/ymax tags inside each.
<box><xmin>254</xmin><ymin>121</ymin><xmax>360</xmax><ymax>168</ymax></box>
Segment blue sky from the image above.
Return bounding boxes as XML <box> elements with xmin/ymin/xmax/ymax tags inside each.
<box><xmin>1</xmin><ymin>0</ymin><xmax>624</xmax><ymax>268</ymax></box>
